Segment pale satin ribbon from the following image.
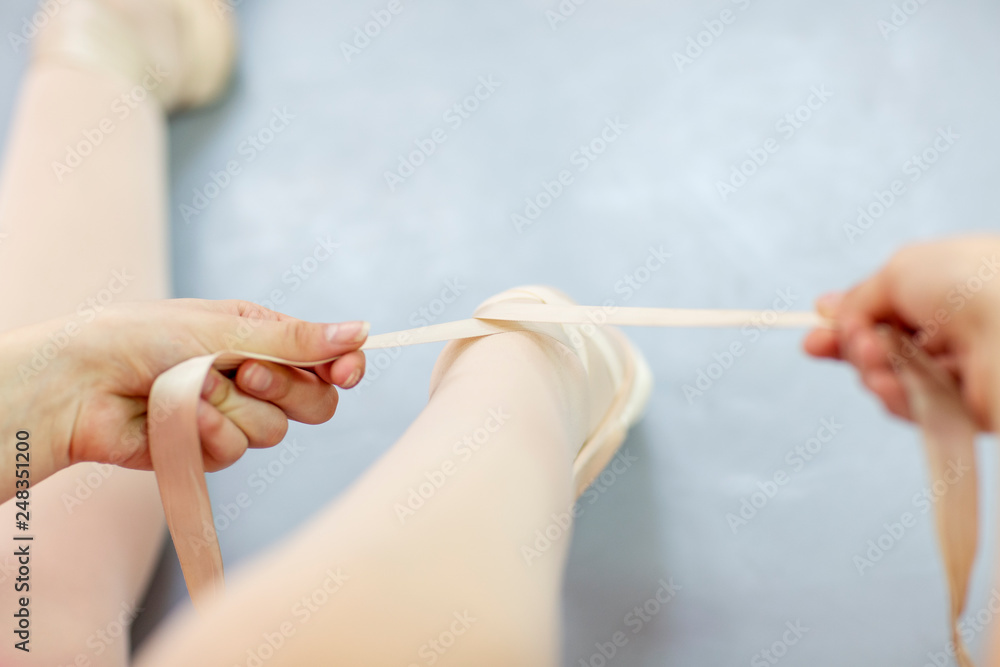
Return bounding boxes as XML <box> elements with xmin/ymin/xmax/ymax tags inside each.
<box><xmin>879</xmin><ymin>326</ymin><xmax>979</xmax><ymax>666</ymax></box>
<box><xmin>147</xmin><ymin>304</ymin><xmax>980</xmax><ymax>665</ymax></box>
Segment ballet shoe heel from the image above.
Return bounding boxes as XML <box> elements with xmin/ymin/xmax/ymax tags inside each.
<box><xmin>171</xmin><ymin>0</ymin><xmax>237</xmax><ymax>110</ymax></box>
<box><xmin>31</xmin><ymin>0</ymin><xmax>236</xmax><ymax>112</ymax></box>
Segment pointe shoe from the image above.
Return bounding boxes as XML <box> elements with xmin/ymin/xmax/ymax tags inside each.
<box><xmin>32</xmin><ymin>0</ymin><xmax>237</xmax><ymax>111</ymax></box>
<box><xmin>434</xmin><ymin>286</ymin><xmax>654</xmax><ymax>497</ymax></box>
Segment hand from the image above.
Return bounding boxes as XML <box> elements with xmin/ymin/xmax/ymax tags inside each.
<box><xmin>0</xmin><ymin>299</ymin><xmax>368</xmax><ymax>499</ymax></box>
<box><xmin>804</xmin><ymin>236</ymin><xmax>1000</xmax><ymax>429</ymax></box>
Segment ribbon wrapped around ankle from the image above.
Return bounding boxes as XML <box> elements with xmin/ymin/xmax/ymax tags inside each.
<box><xmin>147</xmin><ymin>304</ymin><xmax>980</xmax><ymax>666</ymax></box>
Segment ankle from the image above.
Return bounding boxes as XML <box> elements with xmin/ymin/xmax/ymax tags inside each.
<box><xmin>430</xmin><ymin>331</ymin><xmax>592</xmax><ymax>446</ymax></box>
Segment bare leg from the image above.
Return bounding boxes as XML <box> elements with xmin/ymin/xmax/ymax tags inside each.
<box><xmin>0</xmin><ymin>0</ymin><xmax>233</xmax><ymax>663</ymax></box>
<box><xmin>136</xmin><ymin>330</ymin><xmax>598</xmax><ymax>667</ymax></box>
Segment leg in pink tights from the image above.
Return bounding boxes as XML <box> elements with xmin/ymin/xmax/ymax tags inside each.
<box><xmin>136</xmin><ymin>331</ymin><xmax>595</xmax><ymax>667</ymax></box>
<box><xmin>0</xmin><ymin>62</ymin><xmax>170</xmax><ymax>666</ymax></box>
<box><xmin>0</xmin><ymin>0</ymin><xmax>233</xmax><ymax>662</ymax></box>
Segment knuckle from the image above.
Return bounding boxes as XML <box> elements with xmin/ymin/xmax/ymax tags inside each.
<box><xmin>233</xmin><ymin>299</ymin><xmax>271</xmax><ymax>320</ymax></box>
<box><xmin>289</xmin><ymin>320</ymin><xmax>317</xmax><ymax>352</ymax></box>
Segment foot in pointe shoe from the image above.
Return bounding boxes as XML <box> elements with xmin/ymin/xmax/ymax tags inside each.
<box><xmin>32</xmin><ymin>0</ymin><xmax>237</xmax><ymax>112</ymax></box>
<box><xmin>431</xmin><ymin>286</ymin><xmax>654</xmax><ymax>497</ymax></box>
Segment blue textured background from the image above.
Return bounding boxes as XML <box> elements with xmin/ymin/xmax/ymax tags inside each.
<box><xmin>2</xmin><ymin>1</ymin><xmax>999</xmax><ymax>664</ymax></box>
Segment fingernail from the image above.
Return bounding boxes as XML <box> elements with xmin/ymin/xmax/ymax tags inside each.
<box><xmin>244</xmin><ymin>364</ymin><xmax>272</xmax><ymax>392</ymax></box>
<box><xmin>816</xmin><ymin>292</ymin><xmax>843</xmax><ymax>317</ymax></box>
<box><xmin>344</xmin><ymin>368</ymin><xmax>362</xmax><ymax>388</ymax></box>
<box><xmin>326</xmin><ymin>321</ymin><xmax>370</xmax><ymax>344</ymax></box>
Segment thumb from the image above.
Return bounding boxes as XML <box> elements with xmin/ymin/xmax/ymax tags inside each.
<box><xmin>209</xmin><ymin>312</ymin><xmax>370</xmax><ymax>363</ymax></box>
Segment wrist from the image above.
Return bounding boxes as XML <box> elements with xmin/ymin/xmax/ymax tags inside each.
<box><xmin>0</xmin><ymin>323</ymin><xmax>78</xmax><ymax>500</ymax></box>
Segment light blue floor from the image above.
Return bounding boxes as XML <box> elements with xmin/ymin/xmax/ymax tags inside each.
<box><xmin>3</xmin><ymin>1</ymin><xmax>1000</xmax><ymax>664</ymax></box>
